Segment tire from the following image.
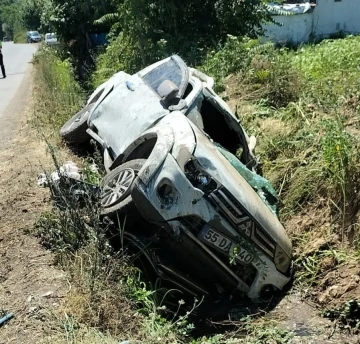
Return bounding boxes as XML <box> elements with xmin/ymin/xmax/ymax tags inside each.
<box><xmin>100</xmin><ymin>159</ymin><xmax>146</xmax><ymax>218</ymax></box>
<box><xmin>60</xmin><ymin>103</ymin><xmax>94</xmax><ymax>144</ymax></box>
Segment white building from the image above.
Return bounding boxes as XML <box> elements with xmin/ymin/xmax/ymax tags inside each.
<box><xmin>263</xmin><ymin>0</ymin><xmax>360</xmax><ymax>44</ymax></box>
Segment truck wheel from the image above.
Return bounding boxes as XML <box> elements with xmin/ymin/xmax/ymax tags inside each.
<box><xmin>60</xmin><ymin>103</ymin><xmax>94</xmax><ymax>144</ymax></box>
<box><xmin>100</xmin><ymin>159</ymin><xmax>146</xmax><ymax>219</ymax></box>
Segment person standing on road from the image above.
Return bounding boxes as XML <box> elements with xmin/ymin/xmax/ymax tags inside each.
<box><xmin>0</xmin><ymin>41</ymin><xmax>6</xmax><ymax>78</ymax></box>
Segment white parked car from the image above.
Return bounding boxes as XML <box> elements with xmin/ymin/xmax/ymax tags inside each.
<box><xmin>60</xmin><ymin>55</ymin><xmax>292</xmax><ymax>301</ymax></box>
<box><xmin>44</xmin><ymin>33</ymin><xmax>58</xmax><ymax>45</ymax></box>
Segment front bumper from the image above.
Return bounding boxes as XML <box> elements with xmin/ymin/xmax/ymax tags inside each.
<box><xmin>132</xmin><ymin>152</ymin><xmax>291</xmax><ymax>300</ymax></box>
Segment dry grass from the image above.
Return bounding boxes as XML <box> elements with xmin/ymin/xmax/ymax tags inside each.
<box><xmin>58</xmin><ymin>247</ymin><xmax>145</xmax><ymax>339</ymax></box>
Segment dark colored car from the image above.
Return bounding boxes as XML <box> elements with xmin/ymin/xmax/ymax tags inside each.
<box><xmin>26</xmin><ymin>31</ymin><xmax>41</xmax><ymax>43</ymax></box>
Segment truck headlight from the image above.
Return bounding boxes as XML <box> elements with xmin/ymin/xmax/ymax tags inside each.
<box><xmin>274</xmin><ymin>245</ymin><xmax>291</xmax><ymax>275</ymax></box>
<box><xmin>184</xmin><ymin>159</ymin><xmax>218</xmax><ymax>194</ymax></box>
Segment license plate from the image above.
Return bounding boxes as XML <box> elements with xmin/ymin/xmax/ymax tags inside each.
<box><xmin>199</xmin><ymin>226</ymin><xmax>254</xmax><ymax>264</ymax></box>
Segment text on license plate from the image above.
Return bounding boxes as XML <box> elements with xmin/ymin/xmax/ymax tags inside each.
<box><xmin>199</xmin><ymin>226</ymin><xmax>254</xmax><ymax>264</ymax></box>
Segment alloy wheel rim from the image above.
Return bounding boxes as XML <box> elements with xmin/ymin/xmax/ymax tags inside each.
<box><xmin>101</xmin><ymin>168</ymin><xmax>136</xmax><ymax>207</ymax></box>
<box><xmin>74</xmin><ymin>110</ymin><xmax>89</xmax><ymax>123</ymax></box>
<box><xmin>67</xmin><ymin>110</ymin><xmax>89</xmax><ymax>130</ymax></box>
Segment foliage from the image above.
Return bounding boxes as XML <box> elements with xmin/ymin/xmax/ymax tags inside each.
<box><xmin>91</xmin><ymin>32</ymin><xmax>143</xmax><ymax>87</ymax></box>
<box><xmin>16</xmin><ymin>0</ymin><xmax>275</xmax><ymax>82</ymax></box>
<box><xmin>323</xmin><ymin>299</ymin><xmax>360</xmax><ymax>332</ymax></box>
<box><xmin>200</xmin><ymin>36</ymin><xmax>265</xmax><ymax>89</ymax></box>
<box><xmin>96</xmin><ymin>0</ymin><xmax>272</xmax><ymax>62</ymax></box>
<box><xmin>295</xmin><ymin>249</ymin><xmax>348</xmax><ymax>291</ymax></box>
<box><xmin>191</xmin><ymin>318</ymin><xmax>293</xmax><ymax>343</ymax></box>
<box><xmin>82</xmin><ymin>158</ymin><xmax>102</xmax><ymax>186</ymax></box>
<box><xmin>32</xmin><ymin>45</ymin><xmax>85</xmax><ymax>134</ymax></box>
<box><xmin>200</xmin><ymin>37</ymin><xmax>303</xmax><ymax>106</ymax></box>
<box><xmin>240</xmin><ymin>318</ymin><xmax>294</xmax><ymax>344</ymax></box>
<box><xmin>258</xmin><ymin>54</ymin><xmax>303</xmax><ymax>108</ymax></box>
<box><xmin>13</xmin><ymin>29</ymin><xmax>27</xmax><ymax>43</ymax></box>
<box><xmin>0</xmin><ymin>0</ymin><xmax>21</xmax><ymax>39</ymax></box>
<box><xmin>34</xmin><ymin>0</ymin><xmax>117</xmax><ymax>78</ymax></box>
<box><xmin>321</xmin><ymin>117</ymin><xmax>360</xmax><ymax>229</ymax></box>
<box><xmin>91</xmin><ymin>0</ymin><xmax>274</xmax><ymax>87</ymax></box>
<box><xmin>290</xmin><ymin>35</ymin><xmax>360</xmax><ymax>107</ymax></box>
<box><xmin>217</xmin><ymin>36</ymin><xmax>360</xmax><ymax>223</ymax></box>
<box><xmin>20</xmin><ymin>0</ymin><xmax>45</xmax><ymax>30</ymax></box>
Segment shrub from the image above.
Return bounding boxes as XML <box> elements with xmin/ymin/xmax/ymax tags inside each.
<box><xmin>321</xmin><ymin>117</ymin><xmax>360</xmax><ymax>229</ymax></box>
<box><xmin>33</xmin><ymin>46</ymin><xmax>85</xmax><ymax>133</ymax></box>
<box><xmin>200</xmin><ymin>36</ymin><xmax>274</xmax><ymax>91</ymax></box>
<box><xmin>263</xmin><ymin>56</ymin><xmax>303</xmax><ymax>108</ymax></box>
<box><xmin>91</xmin><ymin>33</ymin><xmax>144</xmax><ymax>87</ymax></box>
<box><xmin>290</xmin><ymin>36</ymin><xmax>360</xmax><ymax>107</ymax></box>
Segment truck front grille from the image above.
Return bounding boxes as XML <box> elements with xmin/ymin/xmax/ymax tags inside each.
<box><xmin>210</xmin><ymin>187</ymin><xmax>276</xmax><ymax>258</ymax></box>
<box><xmin>210</xmin><ymin>188</ymin><xmax>249</xmax><ymax>225</ymax></box>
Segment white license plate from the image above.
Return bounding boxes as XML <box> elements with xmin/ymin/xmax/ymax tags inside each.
<box><xmin>199</xmin><ymin>226</ymin><xmax>253</xmax><ymax>264</ymax></box>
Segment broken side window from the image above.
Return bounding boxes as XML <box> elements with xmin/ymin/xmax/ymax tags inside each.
<box><xmin>199</xmin><ymin>98</ymin><xmax>243</xmax><ymax>158</ymax></box>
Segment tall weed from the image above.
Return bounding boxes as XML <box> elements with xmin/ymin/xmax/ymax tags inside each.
<box><xmin>321</xmin><ymin>118</ymin><xmax>360</xmax><ymax>231</ymax></box>
<box><xmin>200</xmin><ymin>36</ymin><xmax>262</xmax><ymax>85</ymax></box>
<box><xmin>33</xmin><ymin>46</ymin><xmax>85</xmax><ymax>133</ymax></box>
<box><xmin>201</xmin><ymin>36</ymin><xmax>302</xmax><ymax>107</ymax></box>
<box><xmin>290</xmin><ymin>36</ymin><xmax>360</xmax><ymax>107</ymax></box>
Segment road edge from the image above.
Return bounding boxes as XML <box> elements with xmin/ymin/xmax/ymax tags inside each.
<box><xmin>0</xmin><ymin>62</ymin><xmax>34</xmax><ymax>152</ymax></box>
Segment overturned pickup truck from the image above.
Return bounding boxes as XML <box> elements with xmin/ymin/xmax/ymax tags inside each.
<box><xmin>60</xmin><ymin>55</ymin><xmax>292</xmax><ymax>301</ymax></box>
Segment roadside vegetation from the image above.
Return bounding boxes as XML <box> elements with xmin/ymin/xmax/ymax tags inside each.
<box><xmin>205</xmin><ymin>36</ymin><xmax>360</xmax><ymax>313</ymax></box>
<box><xmin>30</xmin><ymin>33</ymin><xmax>360</xmax><ymax>342</ymax></box>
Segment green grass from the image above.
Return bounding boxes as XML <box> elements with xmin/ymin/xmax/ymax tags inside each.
<box><xmin>289</xmin><ymin>36</ymin><xmax>360</xmax><ymax>107</ymax></box>
<box><xmin>32</xmin><ymin>46</ymin><xmax>85</xmax><ymax>138</ymax></box>
<box><xmin>200</xmin><ymin>35</ymin><xmax>360</xmax><ymax>302</ymax></box>
<box><xmin>208</xmin><ymin>36</ymin><xmax>360</xmax><ymax>225</ymax></box>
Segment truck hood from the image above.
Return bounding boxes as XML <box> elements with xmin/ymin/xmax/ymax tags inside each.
<box><xmin>191</xmin><ymin>124</ymin><xmax>292</xmax><ymax>257</ymax></box>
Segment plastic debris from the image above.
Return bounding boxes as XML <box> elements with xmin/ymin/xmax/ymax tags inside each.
<box><xmin>38</xmin><ymin>161</ymin><xmax>81</xmax><ymax>187</ymax></box>
<box><xmin>0</xmin><ymin>313</ymin><xmax>14</xmax><ymax>327</ymax></box>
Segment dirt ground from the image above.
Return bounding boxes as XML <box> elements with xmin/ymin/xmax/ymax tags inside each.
<box><xmin>0</xmin><ymin>66</ymin><xmax>67</xmax><ymax>343</ymax></box>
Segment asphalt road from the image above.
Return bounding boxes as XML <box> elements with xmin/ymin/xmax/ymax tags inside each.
<box><xmin>0</xmin><ymin>42</ymin><xmax>37</xmax><ymax>117</ymax></box>
<box><xmin>0</xmin><ymin>42</ymin><xmax>37</xmax><ymax>150</ymax></box>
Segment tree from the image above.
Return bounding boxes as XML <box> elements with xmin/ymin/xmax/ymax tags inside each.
<box><xmin>0</xmin><ymin>0</ymin><xmax>20</xmax><ymax>39</ymax></box>
<box><xmin>20</xmin><ymin>0</ymin><xmax>44</xmax><ymax>30</ymax></box>
<box><xmin>41</xmin><ymin>0</ymin><xmax>117</xmax><ymax>78</ymax></box>
<box><xmin>94</xmin><ymin>0</ymin><xmax>273</xmax><ymax>68</ymax></box>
